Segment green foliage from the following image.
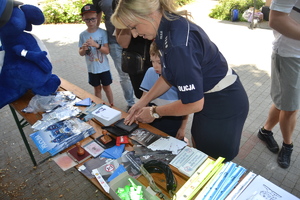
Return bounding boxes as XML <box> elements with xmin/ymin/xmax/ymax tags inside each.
<box><xmin>42</xmin><ymin>0</ymin><xmax>90</xmax><ymax>24</ymax></box>
<box><xmin>176</xmin><ymin>0</ymin><xmax>194</xmax><ymax>6</ymax></box>
<box><xmin>209</xmin><ymin>0</ymin><xmax>265</xmax><ymax>21</ymax></box>
<box><xmin>41</xmin><ymin>0</ymin><xmax>194</xmax><ymax>24</ymax></box>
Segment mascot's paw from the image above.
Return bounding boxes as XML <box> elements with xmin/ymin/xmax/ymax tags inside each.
<box><xmin>13</xmin><ymin>45</ymin><xmax>52</xmax><ymax>73</ymax></box>
<box><xmin>25</xmin><ymin>50</ymin><xmax>52</xmax><ymax>73</ymax></box>
<box><xmin>32</xmin><ymin>74</ymin><xmax>61</xmax><ymax>96</ymax></box>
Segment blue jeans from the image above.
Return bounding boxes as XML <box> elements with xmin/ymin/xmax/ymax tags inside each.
<box><xmin>109</xmin><ymin>43</ymin><xmax>135</xmax><ymax>106</ymax></box>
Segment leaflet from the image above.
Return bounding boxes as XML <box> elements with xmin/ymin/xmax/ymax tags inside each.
<box><xmin>170</xmin><ymin>146</ymin><xmax>208</xmax><ymax>176</ymax></box>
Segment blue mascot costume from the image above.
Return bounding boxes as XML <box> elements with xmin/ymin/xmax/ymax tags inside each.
<box><xmin>0</xmin><ymin>0</ymin><xmax>61</xmax><ymax>109</ymax></box>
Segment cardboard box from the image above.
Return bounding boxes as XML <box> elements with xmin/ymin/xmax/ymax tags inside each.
<box><xmin>92</xmin><ymin>104</ymin><xmax>121</xmax><ymax>126</ymax></box>
<box><xmin>109</xmin><ymin>172</ymin><xmax>160</xmax><ymax>200</ymax></box>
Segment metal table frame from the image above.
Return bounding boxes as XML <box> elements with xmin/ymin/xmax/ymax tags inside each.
<box><xmin>9</xmin><ymin>105</ymin><xmax>50</xmax><ymax>166</ymax></box>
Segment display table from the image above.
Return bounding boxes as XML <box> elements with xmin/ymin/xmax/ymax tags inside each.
<box><xmin>10</xmin><ymin>77</ymin><xmax>299</xmax><ymax>200</ymax></box>
<box><xmin>9</xmin><ymin>77</ymin><xmax>189</xmax><ymax>199</ymax></box>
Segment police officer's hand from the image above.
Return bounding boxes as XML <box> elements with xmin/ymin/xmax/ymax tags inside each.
<box><xmin>124</xmin><ymin>101</ymin><xmax>145</xmax><ymax>125</ymax></box>
<box><xmin>176</xmin><ymin>128</ymin><xmax>185</xmax><ymax>140</ymax></box>
<box><xmin>125</xmin><ymin>98</ymin><xmax>150</xmax><ymax>125</ymax></box>
<box><xmin>135</xmin><ymin>107</ymin><xmax>155</xmax><ymax>124</ymax></box>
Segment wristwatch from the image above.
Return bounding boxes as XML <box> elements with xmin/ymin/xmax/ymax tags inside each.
<box><xmin>150</xmin><ymin>106</ymin><xmax>161</xmax><ymax>119</ymax></box>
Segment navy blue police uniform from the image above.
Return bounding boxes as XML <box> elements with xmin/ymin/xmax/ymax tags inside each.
<box><xmin>155</xmin><ymin>13</ymin><xmax>249</xmax><ymax>161</ymax></box>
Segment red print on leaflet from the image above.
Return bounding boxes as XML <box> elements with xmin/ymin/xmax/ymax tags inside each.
<box><xmin>105</xmin><ymin>164</ymin><xmax>115</xmax><ymax>172</ymax></box>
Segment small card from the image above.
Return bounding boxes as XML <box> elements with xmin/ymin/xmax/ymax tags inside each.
<box><xmin>52</xmin><ymin>152</ymin><xmax>77</xmax><ymax>171</ymax></box>
<box><xmin>107</xmin><ymin>165</ymin><xmax>127</xmax><ymax>182</ymax></box>
<box><xmin>75</xmin><ymin>98</ymin><xmax>92</xmax><ymax>106</ymax></box>
<box><xmin>147</xmin><ymin>136</ymin><xmax>187</xmax><ymax>154</ymax></box>
<box><xmin>78</xmin><ymin>157</ymin><xmax>112</xmax><ymax>179</ymax></box>
<box><xmin>116</xmin><ymin>136</ymin><xmax>129</xmax><ymax>146</ymax></box>
<box><xmin>95</xmin><ymin>159</ymin><xmax>120</xmax><ymax>181</ymax></box>
<box><xmin>83</xmin><ymin>140</ymin><xmax>105</xmax><ymax>157</ymax></box>
<box><xmin>170</xmin><ymin>146</ymin><xmax>208</xmax><ymax>177</ymax></box>
<box><xmin>92</xmin><ymin>169</ymin><xmax>110</xmax><ymax>193</ymax></box>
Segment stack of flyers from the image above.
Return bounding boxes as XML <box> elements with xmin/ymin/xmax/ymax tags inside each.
<box><xmin>147</xmin><ymin>136</ymin><xmax>187</xmax><ymax>154</ymax></box>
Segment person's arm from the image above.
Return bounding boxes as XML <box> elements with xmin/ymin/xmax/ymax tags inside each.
<box><xmin>99</xmin><ymin>43</ymin><xmax>110</xmax><ymax>54</ymax></box>
<box><xmin>175</xmin><ymin>115</ymin><xmax>189</xmax><ymax>140</ymax></box>
<box><xmin>135</xmin><ymin>98</ymin><xmax>203</xmax><ymax>124</ymax></box>
<box><xmin>96</xmin><ymin>12</ymin><xmax>102</xmax><ymax>27</ymax></box>
<box><xmin>125</xmin><ymin>76</ymin><xmax>170</xmax><ymax>124</ymax></box>
<box><xmin>115</xmin><ymin>28</ymin><xmax>132</xmax><ymax>48</ymax></box>
<box><xmin>269</xmin><ymin>9</ymin><xmax>300</xmax><ymax>40</ymax></box>
<box><xmin>92</xmin><ymin>0</ymin><xmax>103</xmax><ymax>27</ymax></box>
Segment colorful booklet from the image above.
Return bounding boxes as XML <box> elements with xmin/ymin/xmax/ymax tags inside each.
<box><xmin>129</xmin><ymin>128</ymin><xmax>162</xmax><ymax>147</ymax></box>
<box><xmin>30</xmin><ymin>117</ymin><xmax>95</xmax><ymax>156</ymax></box>
<box><xmin>52</xmin><ymin>152</ymin><xmax>77</xmax><ymax>171</ymax></box>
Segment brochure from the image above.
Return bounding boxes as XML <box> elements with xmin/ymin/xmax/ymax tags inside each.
<box><xmin>30</xmin><ymin>117</ymin><xmax>95</xmax><ymax>156</ymax></box>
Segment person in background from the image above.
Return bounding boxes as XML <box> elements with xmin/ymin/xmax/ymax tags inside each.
<box><xmin>116</xmin><ymin>30</ymin><xmax>152</xmax><ymax>99</ymax></box>
<box><xmin>111</xmin><ymin>0</ymin><xmax>249</xmax><ymax>161</ymax></box>
<box><xmin>258</xmin><ymin>0</ymin><xmax>300</xmax><ymax>168</ymax></box>
<box><xmin>78</xmin><ymin>4</ymin><xmax>114</xmax><ymax>106</ymax></box>
<box><xmin>141</xmin><ymin>41</ymin><xmax>189</xmax><ymax>141</ymax></box>
<box><xmin>93</xmin><ymin>0</ymin><xmax>135</xmax><ymax>111</ymax></box>
<box><xmin>112</xmin><ymin>0</ymin><xmax>152</xmax><ymax>99</ymax></box>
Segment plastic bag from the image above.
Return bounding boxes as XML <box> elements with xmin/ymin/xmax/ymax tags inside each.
<box><xmin>22</xmin><ymin>91</ymin><xmax>77</xmax><ymax>113</ymax></box>
<box><xmin>22</xmin><ymin>94</ymin><xmax>59</xmax><ymax>113</ymax></box>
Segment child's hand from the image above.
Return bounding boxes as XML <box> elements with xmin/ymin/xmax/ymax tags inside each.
<box><xmin>86</xmin><ymin>37</ymin><xmax>98</xmax><ymax>48</ymax></box>
<box><xmin>82</xmin><ymin>42</ymin><xmax>89</xmax><ymax>51</ymax></box>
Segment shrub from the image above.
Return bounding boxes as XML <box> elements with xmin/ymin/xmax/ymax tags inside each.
<box><xmin>42</xmin><ymin>0</ymin><xmax>89</xmax><ymax>24</ymax></box>
<box><xmin>209</xmin><ymin>0</ymin><xmax>265</xmax><ymax>21</ymax></box>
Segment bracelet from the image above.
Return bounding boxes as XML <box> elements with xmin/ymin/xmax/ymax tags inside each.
<box><xmin>21</xmin><ymin>49</ymin><xmax>28</xmax><ymax>57</ymax></box>
<box><xmin>97</xmin><ymin>44</ymin><xmax>101</xmax><ymax>49</ymax></box>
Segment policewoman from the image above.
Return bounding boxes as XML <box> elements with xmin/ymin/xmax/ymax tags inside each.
<box><xmin>111</xmin><ymin>0</ymin><xmax>249</xmax><ymax>161</ymax></box>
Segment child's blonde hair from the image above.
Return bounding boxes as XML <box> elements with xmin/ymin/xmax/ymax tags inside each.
<box><xmin>150</xmin><ymin>41</ymin><xmax>159</xmax><ymax>57</ymax></box>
